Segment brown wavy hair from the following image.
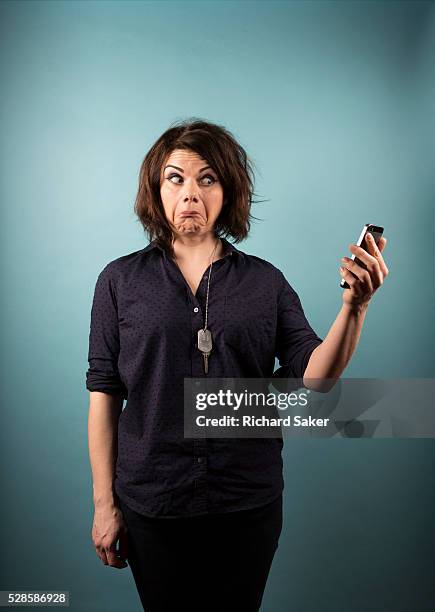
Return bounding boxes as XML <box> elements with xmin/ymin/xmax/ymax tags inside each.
<box><xmin>133</xmin><ymin>117</ymin><xmax>265</xmax><ymax>259</ymax></box>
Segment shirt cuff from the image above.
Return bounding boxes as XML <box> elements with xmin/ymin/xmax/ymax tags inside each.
<box><xmin>272</xmin><ymin>338</ymin><xmax>323</xmax><ymax>380</ymax></box>
<box><xmin>86</xmin><ymin>360</ymin><xmax>127</xmax><ymax>398</ymax></box>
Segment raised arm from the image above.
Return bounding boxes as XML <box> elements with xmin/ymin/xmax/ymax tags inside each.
<box><xmin>303</xmin><ymin>233</ymin><xmax>388</xmax><ymax>391</ymax></box>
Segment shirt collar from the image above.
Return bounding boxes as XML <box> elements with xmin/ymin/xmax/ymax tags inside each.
<box><xmin>142</xmin><ymin>237</ymin><xmax>243</xmax><ymax>259</ymax></box>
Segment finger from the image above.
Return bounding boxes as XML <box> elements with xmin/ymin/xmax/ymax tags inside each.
<box><xmin>106</xmin><ymin>544</ymin><xmax>128</xmax><ymax>569</ymax></box>
<box><xmin>378</xmin><ymin>236</ymin><xmax>387</xmax><ymax>252</ymax></box>
<box><xmin>339</xmin><ymin>266</ymin><xmax>359</xmax><ymax>290</ymax></box>
<box><xmin>95</xmin><ymin>546</ymin><xmax>109</xmax><ymax>565</ymax></box>
<box><xmin>341</xmin><ymin>259</ymin><xmax>374</xmax><ymax>293</ymax></box>
<box><xmin>92</xmin><ymin>527</ymin><xmax>109</xmax><ymax>565</ymax></box>
<box><xmin>348</xmin><ymin>242</ymin><xmax>384</xmax><ymax>279</ymax></box>
<box><xmin>348</xmin><ymin>243</ymin><xmax>377</xmax><ymax>268</ymax></box>
<box><xmin>365</xmin><ymin>233</ymin><xmax>389</xmax><ymax>276</ymax></box>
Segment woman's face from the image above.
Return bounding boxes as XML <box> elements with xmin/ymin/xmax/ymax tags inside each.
<box><xmin>160</xmin><ymin>149</ymin><xmax>224</xmax><ymax>238</ymax></box>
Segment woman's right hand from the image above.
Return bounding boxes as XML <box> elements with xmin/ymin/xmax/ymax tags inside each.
<box><xmin>91</xmin><ymin>502</ymin><xmax>129</xmax><ymax>568</ymax></box>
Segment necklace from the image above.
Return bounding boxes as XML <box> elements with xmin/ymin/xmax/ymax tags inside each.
<box><xmin>197</xmin><ymin>237</ymin><xmax>220</xmax><ymax>375</ymax></box>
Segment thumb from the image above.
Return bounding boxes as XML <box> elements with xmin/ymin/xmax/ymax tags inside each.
<box><xmin>118</xmin><ymin>528</ymin><xmax>129</xmax><ymax>563</ymax></box>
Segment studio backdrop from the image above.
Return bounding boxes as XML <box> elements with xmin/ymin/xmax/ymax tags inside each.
<box><xmin>1</xmin><ymin>1</ymin><xmax>434</xmax><ymax>611</ymax></box>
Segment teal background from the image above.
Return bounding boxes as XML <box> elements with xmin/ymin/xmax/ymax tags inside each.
<box><xmin>1</xmin><ymin>1</ymin><xmax>434</xmax><ymax>610</ymax></box>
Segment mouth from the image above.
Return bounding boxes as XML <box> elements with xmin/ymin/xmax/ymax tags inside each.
<box><xmin>179</xmin><ymin>211</ymin><xmax>200</xmax><ymax>218</ymax></box>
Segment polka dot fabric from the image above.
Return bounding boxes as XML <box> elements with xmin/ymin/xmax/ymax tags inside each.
<box><xmin>86</xmin><ymin>237</ymin><xmax>323</xmax><ymax>518</ymax></box>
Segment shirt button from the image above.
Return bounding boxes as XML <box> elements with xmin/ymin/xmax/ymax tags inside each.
<box><xmin>193</xmin><ymin>307</ymin><xmax>199</xmax><ymax>313</ymax></box>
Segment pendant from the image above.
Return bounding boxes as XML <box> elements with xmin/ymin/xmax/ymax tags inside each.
<box><xmin>197</xmin><ymin>328</ymin><xmax>212</xmax><ymax>375</ymax></box>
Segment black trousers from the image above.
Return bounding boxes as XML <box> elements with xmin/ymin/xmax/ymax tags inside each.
<box><xmin>118</xmin><ymin>494</ymin><xmax>283</xmax><ymax>612</ymax></box>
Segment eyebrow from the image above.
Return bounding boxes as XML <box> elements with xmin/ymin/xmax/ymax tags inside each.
<box><xmin>164</xmin><ymin>165</ymin><xmax>213</xmax><ymax>173</ymax></box>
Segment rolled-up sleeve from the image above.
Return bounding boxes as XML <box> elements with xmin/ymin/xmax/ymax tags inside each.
<box><xmin>85</xmin><ymin>263</ymin><xmax>127</xmax><ymax>398</ymax></box>
<box><xmin>273</xmin><ymin>269</ymin><xmax>323</xmax><ymax>380</ymax></box>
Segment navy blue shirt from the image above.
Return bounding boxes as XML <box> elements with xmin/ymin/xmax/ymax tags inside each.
<box><xmin>86</xmin><ymin>237</ymin><xmax>323</xmax><ymax>518</ymax></box>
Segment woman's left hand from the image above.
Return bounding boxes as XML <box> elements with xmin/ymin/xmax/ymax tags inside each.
<box><xmin>339</xmin><ymin>233</ymin><xmax>389</xmax><ymax>308</ymax></box>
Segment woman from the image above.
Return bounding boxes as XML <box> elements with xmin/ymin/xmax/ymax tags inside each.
<box><xmin>86</xmin><ymin>118</ymin><xmax>388</xmax><ymax>611</ymax></box>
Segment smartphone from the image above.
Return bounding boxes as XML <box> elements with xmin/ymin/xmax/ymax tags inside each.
<box><xmin>340</xmin><ymin>223</ymin><xmax>384</xmax><ymax>289</ymax></box>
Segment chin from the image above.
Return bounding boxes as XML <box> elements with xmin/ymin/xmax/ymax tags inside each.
<box><xmin>177</xmin><ymin>221</ymin><xmax>202</xmax><ymax>233</ymax></box>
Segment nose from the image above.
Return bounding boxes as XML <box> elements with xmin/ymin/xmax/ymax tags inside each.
<box><xmin>183</xmin><ymin>178</ymin><xmax>199</xmax><ymax>203</ymax></box>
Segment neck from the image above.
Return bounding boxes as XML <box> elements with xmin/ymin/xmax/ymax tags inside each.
<box><xmin>172</xmin><ymin>233</ymin><xmax>223</xmax><ymax>263</ymax></box>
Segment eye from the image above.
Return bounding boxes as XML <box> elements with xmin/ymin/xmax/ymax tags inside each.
<box><xmin>200</xmin><ymin>174</ymin><xmax>217</xmax><ymax>185</ymax></box>
<box><xmin>167</xmin><ymin>173</ymin><xmax>183</xmax><ymax>184</ymax></box>
<box><xmin>166</xmin><ymin>173</ymin><xmax>218</xmax><ymax>186</ymax></box>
